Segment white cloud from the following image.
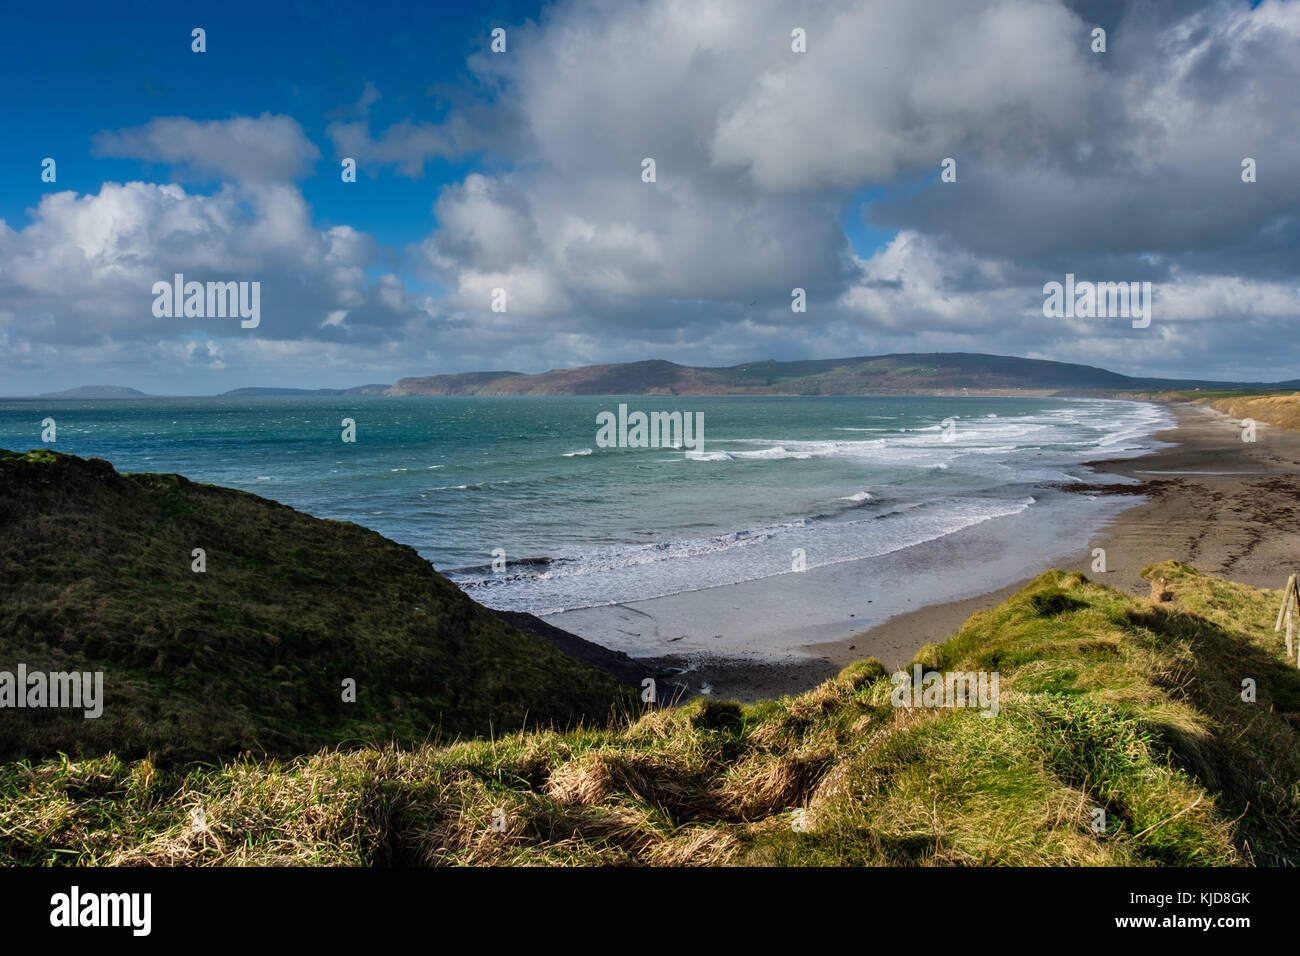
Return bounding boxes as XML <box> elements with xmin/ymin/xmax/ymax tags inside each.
<box><xmin>93</xmin><ymin>113</ymin><xmax>321</xmax><ymax>184</ymax></box>
<box><xmin>0</xmin><ymin>181</ymin><xmax>415</xmax><ymax>347</ymax></box>
<box><xmin>710</xmin><ymin>0</ymin><xmax>1091</xmax><ymax>190</ymax></box>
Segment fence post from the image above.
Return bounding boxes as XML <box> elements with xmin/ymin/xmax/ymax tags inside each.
<box><xmin>1276</xmin><ymin>574</ymin><xmax>1297</xmax><ymax>663</ymax></box>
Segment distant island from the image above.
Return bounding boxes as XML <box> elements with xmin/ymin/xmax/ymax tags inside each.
<box><xmin>24</xmin><ymin>352</ymin><xmax>1300</xmax><ymax>399</ymax></box>
<box><xmin>220</xmin><ymin>385</ymin><xmax>389</xmax><ymax>397</ymax></box>
<box><xmin>37</xmin><ymin>385</ymin><xmax>151</xmax><ymax>399</ymax></box>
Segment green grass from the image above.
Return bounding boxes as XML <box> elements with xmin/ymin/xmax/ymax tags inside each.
<box><xmin>0</xmin><ymin>448</ymin><xmax>637</xmax><ymax>765</ymax></box>
<box><xmin>3</xmin><ymin>562</ymin><xmax>1295</xmax><ymax>866</ymax></box>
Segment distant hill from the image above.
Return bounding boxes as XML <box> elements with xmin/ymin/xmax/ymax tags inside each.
<box><xmin>37</xmin><ymin>385</ymin><xmax>150</xmax><ymax>399</ymax></box>
<box><xmin>386</xmin><ymin>371</ymin><xmax>524</xmax><ymax>395</ymax></box>
<box><xmin>385</xmin><ymin>353</ymin><xmax>1282</xmax><ymax>397</ymax></box>
<box><xmin>221</xmin><ymin>384</ymin><xmax>389</xmax><ymax>396</ymax></box>
<box><xmin>0</xmin><ymin>448</ymin><xmax>636</xmax><ymax>765</ymax></box>
<box><xmin>24</xmin><ymin>353</ymin><xmax>1298</xmax><ymax>400</ymax></box>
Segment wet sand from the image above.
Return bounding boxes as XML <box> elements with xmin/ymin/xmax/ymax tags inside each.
<box><xmin>811</xmin><ymin>403</ymin><xmax>1300</xmax><ymax>693</ymax></box>
<box><xmin>549</xmin><ymin>402</ymin><xmax>1300</xmax><ymax>702</ymax></box>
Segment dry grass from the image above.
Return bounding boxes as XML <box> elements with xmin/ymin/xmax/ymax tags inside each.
<box><xmin>1203</xmin><ymin>393</ymin><xmax>1300</xmax><ymax>431</ymax></box>
<box><xmin>3</xmin><ymin>562</ymin><xmax>1295</xmax><ymax>867</ymax></box>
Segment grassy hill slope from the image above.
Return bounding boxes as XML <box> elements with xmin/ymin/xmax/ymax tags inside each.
<box><xmin>4</xmin><ymin>562</ymin><xmax>1295</xmax><ymax>866</ymax></box>
<box><xmin>0</xmin><ymin>449</ymin><xmax>636</xmax><ymax>765</ymax></box>
<box><xmin>1202</xmin><ymin>392</ymin><xmax>1300</xmax><ymax>430</ymax></box>
<box><xmin>1118</xmin><ymin>389</ymin><xmax>1300</xmax><ymax>429</ymax></box>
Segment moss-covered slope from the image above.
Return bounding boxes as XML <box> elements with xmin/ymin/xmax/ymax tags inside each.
<box><xmin>0</xmin><ymin>449</ymin><xmax>636</xmax><ymax>764</ymax></box>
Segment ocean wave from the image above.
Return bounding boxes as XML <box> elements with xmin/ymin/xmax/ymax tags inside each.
<box><xmin>730</xmin><ymin>446</ymin><xmax>816</xmax><ymax>460</ymax></box>
<box><xmin>452</xmin><ymin>495</ymin><xmax>1039</xmax><ymax>615</ymax></box>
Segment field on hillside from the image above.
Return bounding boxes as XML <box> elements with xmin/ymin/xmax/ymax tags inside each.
<box><xmin>4</xmin><ymin>562</ymin><xmax>1295</xmax><ymax>867</ymax></box>
<box><xmin>1202</xmin><ymin>393</ymin><xmax>1300</xmax><ymax>431</ymax></box>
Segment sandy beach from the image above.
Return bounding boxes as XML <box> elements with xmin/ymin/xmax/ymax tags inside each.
<box><xmin>545</xmin><ymin>401</ymin><xmax>1300</xmax><ymax>701</ymax></box>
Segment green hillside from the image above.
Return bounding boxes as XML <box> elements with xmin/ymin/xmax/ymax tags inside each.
<box><xmin>0</xmin><ymin>449</ymin><xmax>636</xmax><ymax>765</ymax></box>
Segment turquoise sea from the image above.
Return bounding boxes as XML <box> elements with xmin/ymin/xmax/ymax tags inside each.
<box><xmin>0</xmin><ymin>395</ymin><xmax>1171</xmax><ymax>616</ymax></box>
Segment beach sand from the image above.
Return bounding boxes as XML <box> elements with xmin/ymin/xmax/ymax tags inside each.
<box><xmin>545</xmin><ymin>402</ymin><xmax>1300</xmax><ymax>702</ymax></box>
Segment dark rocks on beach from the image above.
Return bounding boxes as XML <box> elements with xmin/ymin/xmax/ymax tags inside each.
<box><xmin>1054</xmin><ymin>479</ymin><xmax>1176</xmax><ymax>496</ymax></box>
<box><xmin>491</xmin><ymin>609</ymin><xmax>648</xmax><ymax>689</ymax></box>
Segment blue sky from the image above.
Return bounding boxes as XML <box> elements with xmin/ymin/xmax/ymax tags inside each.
<box><xmin>0</xmin><ymin>0</ymin><xmax>529</xmax><ymax>246</ymax></box>
<box><xmin>1</xmin><ymin>0</ymin><xmax>1298</xmax><ymax>394</ymax></box>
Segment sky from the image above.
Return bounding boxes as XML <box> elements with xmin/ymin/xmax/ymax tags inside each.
<box><xmin>0</xmin><ymin>0</ymin><xmax>1297</xmax><ymax>394</ymax></box>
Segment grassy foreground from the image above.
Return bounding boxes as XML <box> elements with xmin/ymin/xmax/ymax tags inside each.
<box><xmin>3</xmin><ymin>561</ymin><xmax>1295</xmax><ymax>866</ymax></box>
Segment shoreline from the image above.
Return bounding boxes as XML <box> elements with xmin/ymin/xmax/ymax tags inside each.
<box><xmin>550</xmin><ymin>401</ymin><xmax>1300</xmax><ymax>702</ymax></box>
<box><xmin>811</xmin><ymin>402</ymin><xmax>1300</xmax><ymax>674</ymax></box>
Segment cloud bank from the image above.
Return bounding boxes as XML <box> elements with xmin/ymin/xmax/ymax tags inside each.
<box><xmin>4</xmin><ymin>0</ymin><xmax>1299</xmax><ymax>388</ymax></box>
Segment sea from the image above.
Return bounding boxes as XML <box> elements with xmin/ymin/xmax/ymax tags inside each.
<box><xmin>0</xmin><ymin>395</ymin><xmax>1172</xmax><ymax>618</ymax></box>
